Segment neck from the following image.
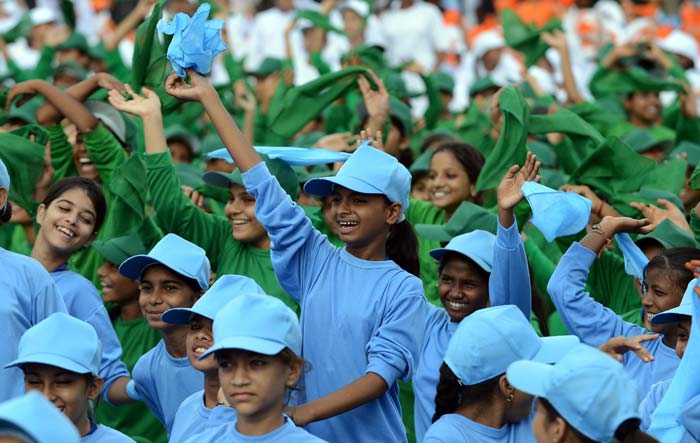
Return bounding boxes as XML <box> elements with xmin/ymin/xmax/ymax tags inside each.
<box><xmin>76</xmin><ymin>413</ymin><xmax>92</xmax><ymax>437</ymax></box>
<box><xmin>235</xmin><ymin>402</ymin><xmax>286</xmax><ymax>436</ymax></box>
<box><xmin>350</xmin><ymin>32</ymin><xmax>364</xmax><ymax>47</ymax></box>
<box><xmin>31</xmin><ymin>234</ymin><xmax>69</xmax><ymax>272</ymax></box>
<box><xmin>252</xmin><ymin>235</ymin><xmax>271</xmax><ymax>250</ymax></box>
<box><xmin>346</xmin><ymin>237</ymin><xmax>388</xmax><ymax>262</ymax></box>
<box><xmin>119</xmin><ymin>299</ymin><xmax>143</xmax><ymax>322</ymax></box>
<box><xmin>204</xmin><ymin>371</ymin><xmax>220</xmax><ymax>409</ymax></box>
<box><xmin>161</xmin><ymin>326</ymin><xmax>190</xmax><ymax>358</ymax></box>
<box><xmin>456</xmin><ymin>398</ymin><xmax>506</xmax><ymax>429</ymax></box>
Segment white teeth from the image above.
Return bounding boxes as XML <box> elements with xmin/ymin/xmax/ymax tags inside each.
<box><xmin>647</xmin><ymin>313</ymin><xmax>656</xmax><ymax>321</ymax></box>
<box><xmin>57</xmin><ymin>226</ymin><xmax>75</xmax><ymax>237</ymax></box>
<box><xmin>231</xmin><ymin>220</ymin><xmax>248</xmax><ymax>225</ymax></box>
<box><xmin>433</xmin><ymin>192</ymin><xmax>448</xmax><ymax>198</ymax></box>
<box><xmin>79</xmin><ymin>158</ymin><xmax>92</xmax><ymax>164</ymax></box>
<box><xmin>194</xmin><ymin>347</ymin><xmax>206</xmax><ymax>353</ymax></box>
<box><xmin>338</xmin><ymin>221</ymin><xmax>358</xmax><ymax>227</ymax></box>
<box><xmin>446</xmin><ymin>300</ymin><xmax>467</xmax><ymax>310</ymax></box>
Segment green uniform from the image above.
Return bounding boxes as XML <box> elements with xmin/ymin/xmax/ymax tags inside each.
<box><xmin>406</xmin><ymin>199</ymin><xmax>445</xmax><ymax>306</ymax></box>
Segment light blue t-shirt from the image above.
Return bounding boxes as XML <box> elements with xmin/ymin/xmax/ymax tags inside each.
<box><xmin>82</xmin><ymin>423</ymin><xmax>136</xmax><ymax>442</ymax></box>
<box><xmin>423</xmin><ymin>414</ymin><xmax>534</xmax><ymax>443</ymax></box>
<box><xmin>132</xmin><ymin>340</ymin><xmax>203</xmax><ymax>434</ymax></box>
<box><xmin>0</xmin><ymin>247</ymin><xmax>67</xmax><ymax>402</ymax></box>
<box><xmin>52</xmin><ymin>266</ymin><xmax>130</xmax><ymax>401</ymax></box>
<box><xmin>169</xmin><ymin>389</ymin><xmax>237</xmax><ymax>443</ymax></box>
<box><xmin>681</xmin><ymin>394</ymin><xmax>700</xmax><ymax>442</ymax></box>
<box><xmin>413</xmin><ymin>221</ymin><xmax>532</xmax><ymax>442</ymax></box>
<box><xmin>548</xmin><ymin>242</ymin><xmax>680</xmax><ymax>398</ymax></box>
<box><xmin>243</xmin><ymin>162</ymin><xmax>426</xmax><ymax>443</ymax></box>
<box><xmin>641</xmin><ymin>379</ymin><xmax>671</xmax><ymax>431</ymax></box>
<box><xmin>182</xmin><ymin>416</ymin><xmax>328</xmax><ymax>443</ymax></box>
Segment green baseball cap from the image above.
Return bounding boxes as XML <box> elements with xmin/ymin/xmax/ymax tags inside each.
<box><xmin>410</xmin><ymin>148</ymin><xmax>433</xmax><ymax>174</ymax></box>
<box><xmin>247</xmin><ymin>58</ymin><xmax>283</xmax><ymax>78</ymax></box>
<box><xmin>415</xmin><ymin>201</ymin><xmax>498</xmax><ymax>242</ymax></box>
<box><xmin>92</xmin><ymin>232</ymin><xmax>148</xmax><ymax>266</ymax></box>
<box><xmin>434</xmin><ymin>71</ymin><xmax>455</xmax><ymax>93</ymax></box>
<box><xmin>203</xmin><ymin>155</ymin><xmax>300</xmax><ymax>201</ymax></box>
<box><xmin>636</xmin><ymin>218</ymin><xmax>699</xmax><ymax>249</ymax></box>
<box><xmin>621</xmin><ymin>128</ymin><xmax>674</xmax><ymax>154</ymax></box>
<box><xmin>58</xmin><ymin>32</ymin><xmax>89</xmax><ymax>53</ymax></box>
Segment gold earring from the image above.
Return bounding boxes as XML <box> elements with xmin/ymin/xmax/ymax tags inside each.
<box><xmin>506</xmin><ymin>393</ymin><xmax>514</xmax><ymax>403</ymax></box>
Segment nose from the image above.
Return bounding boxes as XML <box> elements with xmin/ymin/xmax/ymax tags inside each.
<box><xmin>97</xmin><ymin>263</ymin><xmax>107</xmax><ymax>278</ymax></box>
<box><xmin>641</xmin><ymin>289</ymin><xmax>653</xmax><ymax>308</ymax></box>
<box><xmin>231</xmin><ymin>365</ymin><xmax>250</xmax><ymax>387</ymax></box>
<box><xmin>41</xmin><ymin>384</ymin><xmax>56</xmax><ymax>401</ymax></box>
<box><xmin>64</xmin><ymin>210</ymin><xmax>78</xmax><ymax>225</ymax></box>
<box><xmin>226</xmin><ymin>198</ymin><xmax>243</xmax><ymax>216</ymax></box>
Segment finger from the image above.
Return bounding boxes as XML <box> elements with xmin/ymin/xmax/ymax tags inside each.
<box><xmin>124</xmin><ymin>83</ymin><xmax>137</xmax><ymax>97</ymax></box>
<box><xmin>357</xmin><ymin>75</ymin><xmax>370</xmax><ymax>94</ymax></box>
<box><xmin>632</xmin><ymin>334</ymin><xmax>660</xmax><ymax>343</ymax></box>
<box><xmin>165</xmin><ymin>71</ymin><xmax>180</xmax><ymax>90</ymax></box>
<box><xmin>141</xmin><ymin>87</ymin><xmax>155</xmax><ymax>98</ymax></box>
<box><xmin>656</xmin><ymin>198</ymin><xmax>674</xmax><ymax>210</ymax></box>
<box><xmin>505</xmin><ymin>164</ymin><xmax>520</xmax><ymax>179</ymax></box>
<box><xmin>527</xmin><ymin>160</ymin><xmax>541</xmax><ymax>181</ymax></box>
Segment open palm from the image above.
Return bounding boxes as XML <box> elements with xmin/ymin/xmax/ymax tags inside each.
<box><xmin>107</xmin><ymin>84</ymin><xmax>161</xmax><ymax>117</ymax></box>
<box><xmin>497</xmin><ymin>152</ymin><xmax>541</xmax><ymax>211</ymax></box>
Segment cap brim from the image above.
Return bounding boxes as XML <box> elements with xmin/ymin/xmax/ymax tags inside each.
<box><xmin>161</xmin><ymin>308</ymin><xmax>196</xmax><ymax>325</ymax></box>
<box><xmin>304</xmin><ymin>175</ymin><xmax>384</xmax><ymax>198</ymax></box>
<box><xmin>651</xmin><ymin>306</ymin><xmax>692</xmax><ymax>325</ymax></box>
<box><xmin>199</xmin><ymin>336</ymin><xmax>286</xmax><ymax>360</ymax></box>
<box><xmin>118</xmin><ymin>255</ymin><xmax>163</xmax><ymax>281</ymax></box>
<box><xmin>203</xmin><ymin>171</ymin><xmax>241</xmax><ymax>189</ymax></box>
<box><xmin>533</xmin><ymin>336</ymin><xmax>580</xmax><ymax>363</ymax></box>
<box><xmin>506</xmin><ymin>359</ymin><xmax>554</xmax><ymax>397</ymax></box>
<box><xmin>91</xmin><ymin>242</ymin><xmax>123</xmax><ymax>266</ymax></box>
<box><xmin>5</xmin><ymin>353</ymin><xmax>93</xmax><ymax>375</ymax></box>
<box><xmin>429</xmin><ymin>247</ymin><xmax>493</xmax><ymax>272</ymax></box>
<box><xmin>415</xmin><ymin>224</ymin><xmax>452</xmax><ymax>242</ymax></box>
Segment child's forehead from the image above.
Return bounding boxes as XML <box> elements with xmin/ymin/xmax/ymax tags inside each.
<box><xmin>140</xmin><ymin>264</ymin><xmax>188</xmax><ymax>283</ymax></box>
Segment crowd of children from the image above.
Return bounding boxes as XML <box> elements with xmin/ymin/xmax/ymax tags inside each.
<box><xmin>2</xmin><ymin>0</ymin><xmax>700</xmax><ymax>441</ymax></box>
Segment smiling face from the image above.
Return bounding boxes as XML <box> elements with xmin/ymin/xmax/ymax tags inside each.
<box><xmin>187</xmin><ymin>315</ymin><xmax>218</xmax><ymax>373</ymax></box>
<box><xmin>70</xmin><ymin>132</ymin><xmax>99</xmax><ymax>181</ymax></box>
<box><xmin>438</xmin><ymin>253</ymin><xmax>490</xmax><ymax>323</ymax></box>
<box><xmin>216</xmin><ymin>349</ymin><xmax>301</xmax><ymax>424</ymax></box>
<box><xmin>138</xmin><ymin>265</ymin><xmax>200</xmax><ymax>330</ymax></box>
<box><xmin>97</xmin><ymin>260</ymin><xmax>140</xmax><ymax>305</ymax></box>
<box><xmin>642</xmin><ymin>267</ymin><xmax>684</xmax><ymax>333</ymax></box>
<box><xmin>22</xmin><ymin>363</ymin><xmax>101</xmax><ymax>435</ymax></box>
<box><xmin>36</xmin><ymin>187</ymin><xmax>98</xmax><ymax>257</ymax></box>
<box><xmin>429</xmin><ymin>150</ymin><xmax>476</xmax><ymax>215</ymax></box>
<box><xmin>676</xmin><ymin>316</ymin><xmax>691</xmax><ymax>358</ymax></box>
<box><xmin>225</xmin><ymin>183</ymin><xmax>269</xmax><ymax>249</ymax></box>
<box><xmin>624</xmin><ymin>91</ymin><xmax>662</xmax><ymax>127</ymax></box>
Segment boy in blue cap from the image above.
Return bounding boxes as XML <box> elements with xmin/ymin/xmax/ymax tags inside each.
<box><xmin>6</xmin><ymin>313</ymin><xmax>134</xmax><ymax>442</ymax></box>
<box><xmin>114</xmin><ymin>233</ymin><xmax>210</xmax><ymax>435</ymax></box>
<box><xmin>0</xmin><ymin>158</ymin><xmax>67</xmax><ymax>402</ymax></box>
<box><xmin>0</xmin><ymin>391</ymin><xmax>79</xmax><ymax>443</ymax></box>
<box><xmin>186</xmin><ymin>293</ymin><xmax>327</xmax><ymax>442</ymax></box>
<box><xmin>162</xmin><ymin>274</ymin><xmax>264</xmax><ymax>443</ymax></box>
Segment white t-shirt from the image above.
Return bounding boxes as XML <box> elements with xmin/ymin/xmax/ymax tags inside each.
<box><xmin>245</xmin><ymin>7</ymin><xmax>297</xmax><ymax>71</ymax></box>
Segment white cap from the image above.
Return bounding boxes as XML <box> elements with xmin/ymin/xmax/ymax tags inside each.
<box><xmin>30</xmin><ymin>6</ymin><xmax>57</xmax><ymax>26</ymax></box>
<box><xmin>471</xmin><ymin>30</ymin><xmax>505</xmax><ymax>61</ymax></box>
<box><xmin>340</xmin><ymin>0</ymin><xmax>370</xmax><ymax>18</ymax></box>
<box><xmin>658</xmin><ymin>30</ymin><xmax>699</xmax><ymax>68</ymax></box>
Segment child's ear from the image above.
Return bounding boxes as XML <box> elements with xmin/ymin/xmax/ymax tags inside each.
<box><xmin>385</xmin><ymin>202</ymin><xmax>402</xmax><ymax>225</ymax></box>
<box><xmin>286</xmin><ymin>358</ymin><xmax>303</xmax><ymax>388</ymax></box>
<box><xmin>87</xmin><ymin>376</ymin><xmax>104</xmax><ymax>401</ymax></box>
<box><xmin>36</xmin><ymin>203</ymin><xmax>46</xmax><ymax>226</ymax></box>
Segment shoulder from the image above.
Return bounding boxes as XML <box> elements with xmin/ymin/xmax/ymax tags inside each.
<box><xmin>0</xmin><ymin>249</ymin><xmax>52</xmax><ymax>283</ymax></box>
<box><xmin>92</xmin><ymin>424</ymin><xmax>137</xmax><ymax>443</ymax></box>
<box><xmin>133</xmin><ymin>341</ymin><xmax>163</xmax><ymax>377</ymax></box>
<box><xmin>177</xmin><ymin>390</ymin><xmax>204</xmax><ymax>413</ymax></box>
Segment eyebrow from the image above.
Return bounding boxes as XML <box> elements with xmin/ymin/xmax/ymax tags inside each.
<box><xmin>57</xmin><ymin>199</ymin><xmax>97</xmax><ymax>219</ymax></box>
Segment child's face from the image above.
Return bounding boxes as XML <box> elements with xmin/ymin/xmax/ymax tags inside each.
<box><xmin>97</xmin><ymin>260</ymin><xmax>140</xmax><ymax>305</ymax></box>
<box><xmin>329</xmin><ymin>186</ymin><xmax>400</xmax><ymax>247</ymax></box>
<box><xmin>22</xmin><ymin>363</ymin><xmax>100</xmax><ymax>429</ymax></box>
<box><xmin>410</xmin><ymin>175</ymin><xmax>431</xmax><ymax>202</ymax></box>
<box><xmin>676</xmin><ymin>316</ymin><xmax>691</xmax><ymax>359</ymax></box>
<box><xmin>36</xmin><ymin>187</ymin><xmax>98</xmax><ymax>255</ymax></box>
<box><xmin>139</xmin><ymin>265</ymin><xmax>200</xmax><ymax>330</ymax></box>
<box><xmin>225</xmin><ymin>183</ymin><xmax>269</xmax><ymax>249</ymax></box>
<box><xmin>438</xmin><ymin>254</ymin><xmax>489</xmax><ymax>323</ymax></box>
<box><xmin>217</xmin><ymin>349</ymin><xmax>300</xmax><ymax>421</ymax></box>
<box><xmin>187</xmin><ymin>315</ymin><xmax>218</xmax><ymax>373</ymax></box>
<box><xmin>642</xmin><ymin>267</ymin><xmax>684</xmax><ymax>333</ymax></box>
<box><xmin>429</xmin><ymin>150</ymin><xmax>475</xmax><ymax>214</ymax></box>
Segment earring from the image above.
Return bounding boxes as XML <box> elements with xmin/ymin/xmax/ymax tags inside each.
<box><xmin>506</xmin><ymin>393</ymin><xmax>514</xmax><ymax>403</ymax></box>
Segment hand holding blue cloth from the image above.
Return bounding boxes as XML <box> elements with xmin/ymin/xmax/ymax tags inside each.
<box><xmin>614</xmin><ymin>233</ymin><xmax>650</xmax><ymax>280</ymax></box>
<box><xmin>157</xmin><ymin>3</ymin><xmax>227</xmax><ymax>77</ymax></box>
<box><xmin>522</xmin><ymin>181</ymin><xmax>591</xmax><ymax>242</ymax></box>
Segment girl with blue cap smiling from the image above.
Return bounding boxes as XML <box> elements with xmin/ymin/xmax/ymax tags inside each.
<box><xmin>507</xmin><ymin>343</ymin><xmax>657</xmax><ymax>443</ymax></box>
<box><xmin>424</xmin><ymin>305</ymin><xmax>579</xmax><ymax>442</ymax></box>
<box><xmin>113</xmin><ymin>233</ymin><xmax>210</xmax><ymax>435</ymax></box>
<box><xmin>165</xmin><ymin>69</ymin><xmax>426</xmax><ymax>443</ymax></box>
<box><xmin>183</xmin><ymin>293</ymin><xmax>326</xmax><ymax>442</ymax></box>
<box><xmin>162</xmin><ymin>275</ymin><xmax>264</xmax><ymax>443</ymax></box>
<box><xmin>0</xmin><ymin>158</ymin><xmax>68</xmax><ymax>403</ymax></box>
<box><xmin>0</xmin><ymin>391</ymin><xmax>80</xmax><ymax>443</ymax></box>
<box><xmin>413</xmin><ymin>153</ymin><xmax>539</xmax><ymax>442</ymax></box>
<box><xmin>6</xmin><ymin>312</ymin><xmax>135</xmax><ymax>442</ymax></box>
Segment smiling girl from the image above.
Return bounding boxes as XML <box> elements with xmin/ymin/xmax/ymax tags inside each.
<box><xmin>428</xmin><ymin>142</ymin><xmax>485</xmax><ymax>218</ymax></box>
<box><xmin>7</xmin><ymin>313</ymin><xmax>135</xmax><ymax>442</ymax></box>
<box><xmin>164</xmin><ymin>69</ymin><xmax>425</xmax><ymax>442</ymax></box>
<box><xmin>29</xmin><ymin>177</ymin><xmax>131</xmax><ymax>406</ymax></box>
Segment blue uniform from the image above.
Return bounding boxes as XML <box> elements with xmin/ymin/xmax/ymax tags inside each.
<box><xmin>51</xmin><ymin>265</ymin><xmax>130</xmax><ymax>400</ymax></box>
<box><xmin>132</xmin><ymin>340</ymin><xmax>203</xmax><ymax>434</ymax></box>
<box><xmin>182</xmin><ymin>417</ymin><xmax>327</xmax><ymax>443</ymax></box>
<box><xmin>640</xmin><ymin>379</ymin><xmax>671</xmax><ymax>431</ymax></box>
<box><xmin>243</xmin><ymin>162</ymin><xmax>426</xmax><ymax>442</ymax></box>
<box><xmin>0</xmin><ymin>247</ymin><xmax>67</xmax><ymax>402</ymax></box>
<box><xmin>169</xmin><ymin>390</ymin><xmax>237</xmax><ymax>443</ymax></box>
<box><xmin>423</xmin><ymin>414</ymin><xmax>534</xmax><ymax>443</ymax></box>
<box><xmin>547</xmin><ymin>242</ymin><xmax>680</xmax><ymax>398</ymax></box>
<box><xmin>681</xmin><ymin>395</ymin><xmax>700</xmax><ymax>442</ymax></box>
<box><xmin>413</xmin><ymin>221</ymin><xmax>532</xmax><ymax>442</ymax></box>
<box><xmin>82</xmin><ymin>423</ymin><xmax>136</xmax><ymax>442</ymax></box>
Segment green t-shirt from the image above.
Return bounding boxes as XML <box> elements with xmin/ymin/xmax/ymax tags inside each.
<box><xmin>95</xmin><ymin>316</ymin><xmax>165</xmax><ymax>443</ymax></box>
<box><xmin>144</xmin><ymin>151</ymin><xmax>298</xmax><ymax>313</ymax></box>
<box><xmin>406</xmin><ymin>199</ymin><xmax>446</xmax><ymax>306</ymax></box>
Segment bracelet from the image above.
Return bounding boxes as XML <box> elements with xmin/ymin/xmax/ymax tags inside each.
<box><xmin>590</xmin><ymin>223</ymin><xmax>612</xmax><ymax>256</ymax></box>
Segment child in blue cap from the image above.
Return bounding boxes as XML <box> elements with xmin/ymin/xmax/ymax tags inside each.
<box><xmin>6</xmin><ymin>313</ymin><xmax>135</xmax><ymax>442</ymax></box>
<box><xmin>162</xmin><ymin>275</ymin><xmax>265</xmax><ymax>443</ymax></box>
<box><xmin>507</xmin><ymin>343</ymin><xmax>656</xmax><ymax>443</ymax></box>
<box><xmin>413</xmin><ymin>153</ymin><xmax>539</xmax><ymax>442</ymax></box>
<box><xmin>114</xmin><ymin>233</ymin><xmax>210</xmax><ymax>434</ymax></box>
<box><xmin>164</xmin><ymin>70</ymin><xmax>425</xmax><ymax>443</ymax></box>
<box><xmin>424</xmin><ymin>305</ymin><xmax>579</xmax><ymax>443</ymax></box>
<box><xmin>29</xmin><ymin>177</ymin><xmax>130</xmax><ymax>406</ymax></box>
<box><xmin>0</xmin><ymin>391</ymin><xmax>80</xmax><ymax>443</ymax></box>
<box><xmin>183</xmin><ymin>293</ymin><xmax>327</xmax><ymax>442</ymax></box>
<box><xmin>0</xmin><ymin>158</ymin><xmax>68</xmax><ymax>403</ymax></box>
<box><xmin>547</xmin><ymin>216</ymin><xmax>700</xmax><ymax>397</ymax></box>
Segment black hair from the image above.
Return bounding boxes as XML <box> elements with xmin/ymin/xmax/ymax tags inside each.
<box><xmin>539</xmin><ymin>398</ymin><xmax>658</xmax><ymax>443</ymax></box>
<box><xmin>643</xmin><ymin>247</ymin><xmax>700</xmax><ymax>295</ymax></box>
<box><xmin>437</xmin><ymin>252</ymin><xmax>490</xmax><ymax>287</ymax></box>
<box><xmin>42</xmin><ymin>177</ymin><xmax>107</xmax><ymax>234</ymax></box>
<box><xmin>431</xmin><ymin>142</ymin><xmax>485</xmax><ymax>204</ymax></box>
<box><xmin>419</xmin><ymin>133</ymin><xmax>458</xmax><ymax>154</ymax></box>
<box><xmin>432</xmin><ymin>362</ymin><xmax>501</xmax><ymax>423</ymax></box>
<box><xmin>387</xmin><ymin>219</ymin><xmax>420</xmax><ymax>277</ymax></box>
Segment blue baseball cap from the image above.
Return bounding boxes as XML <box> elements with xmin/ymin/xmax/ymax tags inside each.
<box><xmin>0</xmin><ymin>392</ymin><xmax>80</xmax><ymax>443</ymax></box>
<box><xmin>507</xmin><ymin>343</ymin><xmax>640</xmax><ymax>442</ymax></box>
<box><xmin>5</xmin><ymin>313</ymin><xmax>102</xmax><ymax>376</ymax></box>
<box><xmin>429</xmin><ymin>230</ymin><xmax>496</xmax><ymax>272</ymax></box>
<box><xmin>652</xmin><ymin>279</ymin><xmax>696</xmax><ymax>325</ymax></box>
<box><xmin>119</xmin><ymin>233</ymin><xmax>211</xmax><ymax>291</ymax></box>
<box><xmin>522</xmin><ymin>181</ymin><xmax>591</xmax><ymax>242</ymax></box>
<box><xmin>200</xmin><ymin>293</ymin><xmax>302</xmax><ymax>359</ymax></box>
<box><xmin>304</xmin><ymin>142</ymin><xmax>411</xmax><ymax>218</ymax></box>
<box><xmin>0</xmin><ymin>158</ymin><xmax>9</xmax><ymax>191</ymax></box>
<box><xmin>161</xmin><ymin>274</ymin><xmax>264</xmax><ymax>325</ymax></box>
<box><xmin>445</xmin><ymin>305</ymin><xmax>579</xmax><ymax>386</ymax></box>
